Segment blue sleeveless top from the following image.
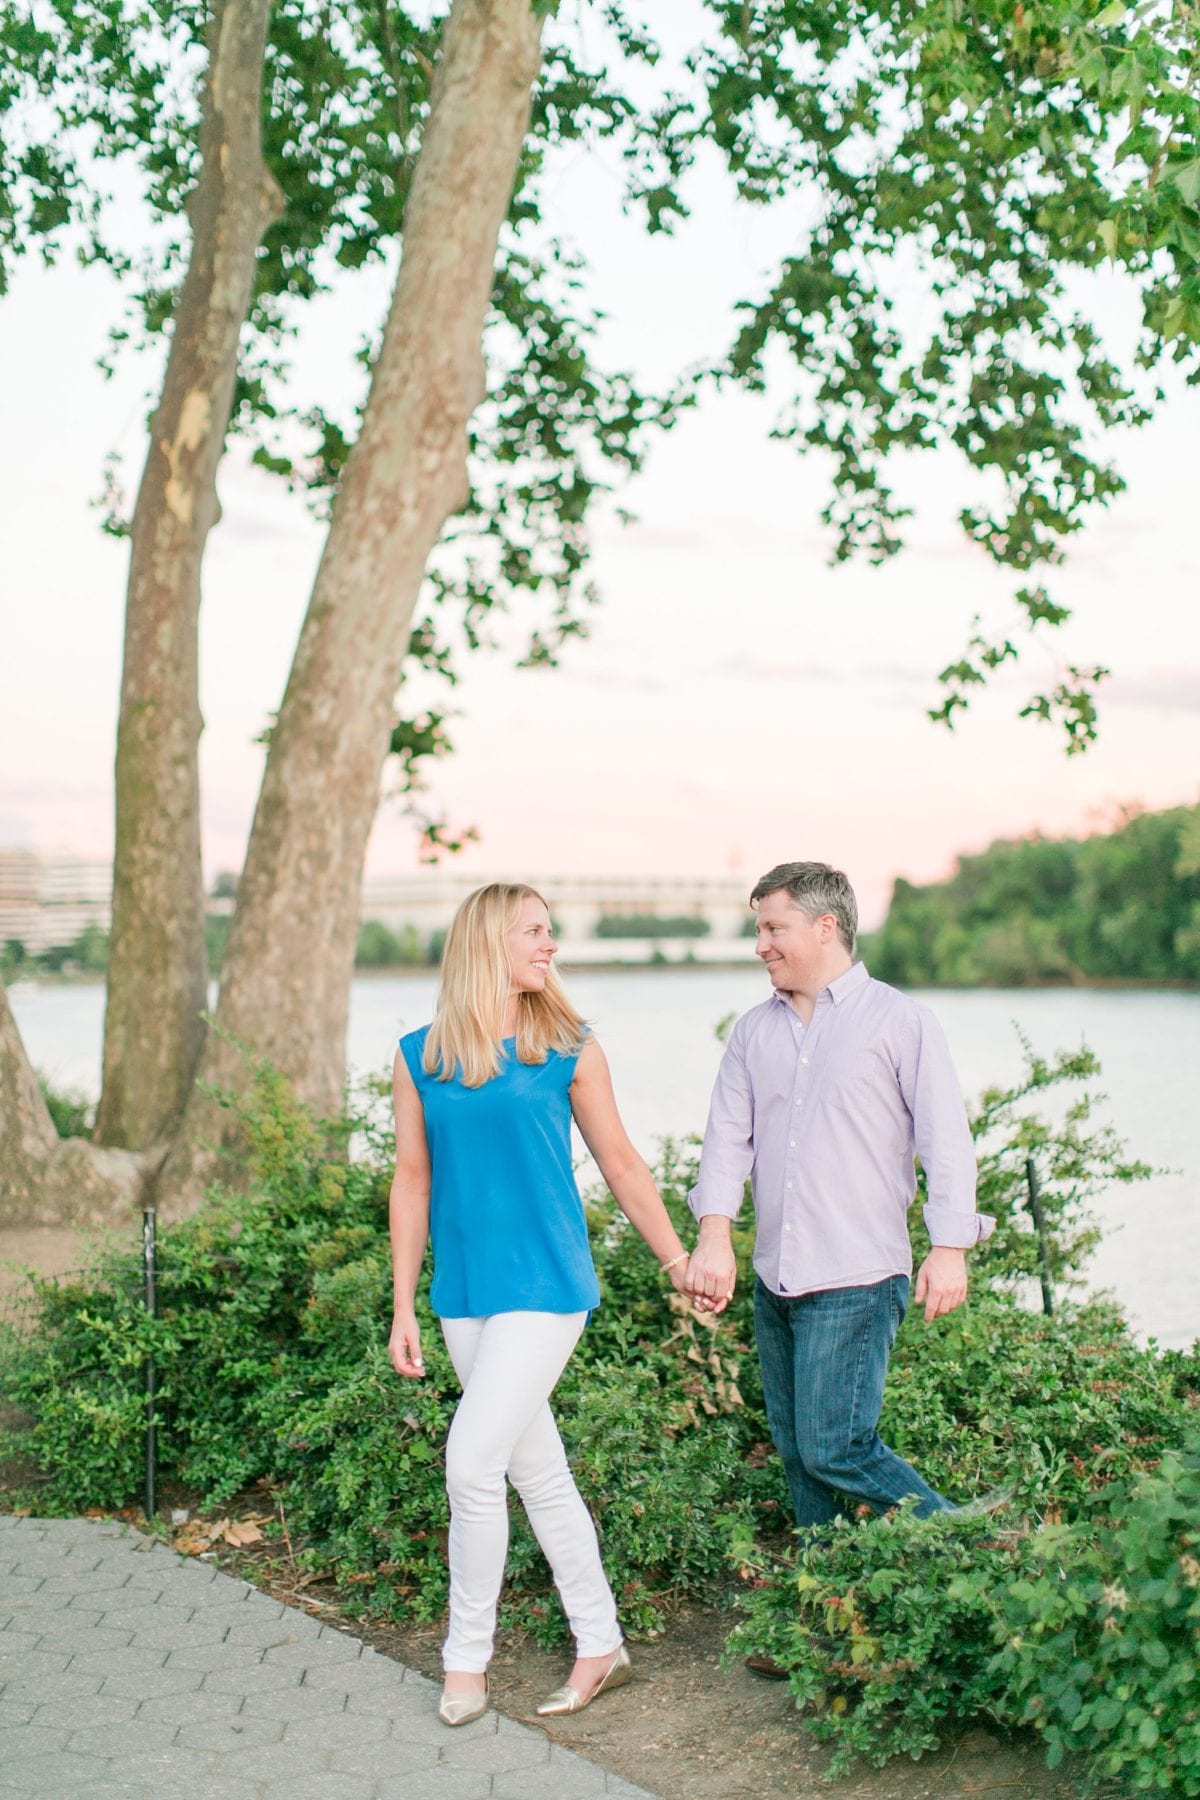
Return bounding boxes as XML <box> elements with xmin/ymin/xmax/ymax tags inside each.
<box><xmin>398</xmin><ymin>1025</ymin><xmax>601</xmax><ymax>1320</ymax></box>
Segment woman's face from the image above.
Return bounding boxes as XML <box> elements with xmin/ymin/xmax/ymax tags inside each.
<box><xmin>505</xmin><ymin>895</ymin><xmax>558</xmax><ymax>993</ymax></box>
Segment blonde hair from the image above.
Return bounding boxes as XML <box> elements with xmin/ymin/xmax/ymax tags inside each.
<box><xmin>423</xmin><ymin>883</ymin><xmax>586</xmax><ymax>1087</ymax></box>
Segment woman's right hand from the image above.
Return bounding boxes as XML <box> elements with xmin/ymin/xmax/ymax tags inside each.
<box><xmin>388</xmin><ymin>1309</ymin><xmax>425</xmax><ymax>1379</ymax></box>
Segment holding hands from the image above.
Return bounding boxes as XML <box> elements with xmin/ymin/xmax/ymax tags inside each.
<box><xmin>677</xmin><ymin>1217</ymin><xmax>738</xmax><ymax>1316</ymax></box>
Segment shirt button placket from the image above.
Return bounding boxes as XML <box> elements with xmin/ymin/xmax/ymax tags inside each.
<box><xmin>782</xmin><ymin>1032</ymin><xmax>808</xmax><ymax>1290</ymax></box>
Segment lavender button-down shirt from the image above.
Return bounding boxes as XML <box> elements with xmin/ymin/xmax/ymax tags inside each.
<box><xmin>689</xmin><ymin>961</ymin><xmax>994</xmax><ymax>1297</ymax></box>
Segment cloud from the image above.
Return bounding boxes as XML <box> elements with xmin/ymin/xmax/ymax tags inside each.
<box><xmin>1105</xmin><ymin>670</ymin><xmax>1200</xmax><ymax>713</ymax></box>
<box><xmin>715</xmin><ymin>654</ymin><xmax>931</xmax><ymax>689</ymax></box>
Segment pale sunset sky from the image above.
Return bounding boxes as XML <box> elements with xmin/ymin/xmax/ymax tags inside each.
<box><xmin>2</xmin><ymin>21</ymin><xmax>1198</xmax><ymax>931</ymax></box>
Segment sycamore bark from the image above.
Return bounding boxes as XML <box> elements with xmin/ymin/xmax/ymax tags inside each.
<box><xmin>95</xmin><ymin>0</ymin><xmax>281</xmax><ymax>1149</ymax></box>
<box><xmin>0</xmin><ymin>983</ymin><xmax>152</xmax><ymax>1226</ymax></box>
<box><xmin>163</xmin><ymin>0</ymin><xmax>546</xmax><ymax>1203</ymax></box>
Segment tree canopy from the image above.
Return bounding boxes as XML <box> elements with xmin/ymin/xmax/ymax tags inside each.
<box><xmin>5</xmin><ymin>0</ymin><xmax>1197</xmax><ymax>754</ymax></box>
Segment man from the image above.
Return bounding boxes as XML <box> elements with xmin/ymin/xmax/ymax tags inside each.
<box><xmin>686</xmin><ymin>860</ymin><xmax>994</xmax><ymax>1537</ymax></box>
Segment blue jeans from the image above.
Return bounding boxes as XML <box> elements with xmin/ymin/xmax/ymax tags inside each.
<box><xmin>753</xmin><ymin>1274</ymin><xmax>952</xmax><ymax>1528</ymax></box>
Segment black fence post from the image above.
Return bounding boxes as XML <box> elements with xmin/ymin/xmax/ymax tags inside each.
<box><xmin>1024</xmin><ymin>1156</ymin><xmax>1054</xmax><ymax>1318</ymax></box>
<box><xmin>142</xmin><ymin>1207</ymin><xmax>157</xmax><ymax>1519</ymax></box>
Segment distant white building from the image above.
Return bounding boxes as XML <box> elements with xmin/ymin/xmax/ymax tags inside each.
<box><xmin>359</xmin><ymin>871</ymin><xmax>754</xmax><ymax>946</ymax></box>
<box><xmin>0</xmin><ymin>850</ymin><xmax>112</xmax><ymax>953</ymax></box>
<box><xmin>0</xmin><ymin>855</ymin><xmax>756</xmax><ymax>961</ymax></box>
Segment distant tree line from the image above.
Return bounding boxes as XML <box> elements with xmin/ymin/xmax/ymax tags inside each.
<box><xmin>3</xmin><ymin>918</ymin><xmax>445</xmax><ymax>980</ymax></box>
<box><xmin>594</xmin><ymin>913</ymin><xmax>711</xmax><ymax>940</ymax></box>
<box><xmin>867</xmin><ymin>803</ymin><xmax>1200</xmax><ymax>988</ymax></box>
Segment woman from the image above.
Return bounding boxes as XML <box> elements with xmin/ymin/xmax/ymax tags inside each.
<box><xmin>388</xmin><ymin>882</ymin><xmax>697</xmax><ymax>1727</ymax></box>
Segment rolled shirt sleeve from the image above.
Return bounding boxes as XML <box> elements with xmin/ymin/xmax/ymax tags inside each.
<box><xmin>899</xmin><ymin>1005</ymin><xmax>995</xmax><ymax>1247</ymax></box>
<box><xmin>688</xmin><ymin>1024</ymin><xmax>755</xmax><ymax>1221</ymax></box>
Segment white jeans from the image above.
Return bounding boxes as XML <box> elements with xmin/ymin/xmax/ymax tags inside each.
<box><xmin>440</xmin><ymin>1310</ymin><xmax>622</xmax><ymax>1673</ymax></box>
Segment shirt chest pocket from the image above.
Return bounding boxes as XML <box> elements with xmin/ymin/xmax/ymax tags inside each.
<box><xmin>824</xmin><ymin>1049</ymin><xmax>885</xmax><ymax>1112</ymax></box>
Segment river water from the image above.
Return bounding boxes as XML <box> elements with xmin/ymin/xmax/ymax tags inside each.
<box><xmin>10</xmin><ymin>970</ymin><xmax>1199</xmax><ymax>1348</ymax></box>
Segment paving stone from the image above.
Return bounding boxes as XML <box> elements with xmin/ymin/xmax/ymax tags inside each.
<box><xmin>99</xmin><ymin>1601</ymin><xmax>197</xmax><ymax>1635</ymax></box>
<box><xmin>301</xmin><ymin>1655</ymin><xmax>408</xmax><ymax>1694</ymax></box>
<box><xmin>6</xmin><ymin>1554</ymin><xmax>99</xmax><ymax>1579</ymax></box>
<box><xmin>263</xmin><ymin>1776</ymin><xmax>375</xmax><ymax>1800</ymax></box>
<box><xmin>176</xmin><ymin>1712</ymin><xmax>285</xmax><ymax>1755</ymax></box>
<box><xmin>166</xmin><ymin>1642</ymin><xmax>270</xmax><ymax>1673</ymax></box>
<box><xmin>125</xmin><ymin>1562</ymin><xmax>220</xmax><ymax>1595</ymax></box>
<box><xmin>137</xmin><ymin>1686</ymin><xmax>246</xmax><ymax>1727</ymax></box>
<box><xmin>376</xmin><ymin>1771</ymin><xmax>495</xmax><ymax>1800</ymax></box>
<box><xmin>441</xmin><ymin>1720</ymin><xmax>552</xmax><ymax>1773</ymax></box>
<box><xmin>0</xmin><ymin>1575</ymin><xmax>46</xmax><ymax>1598</ymax></box>
<box><xmin>98</xmin><ymin>1661</ymin><xmax>204</xmax><ymax>1700</ymax></box>
<box><xmin>125</xmin><ymin>1619</ymin><xmax>230</xmax><ymax>1651</ymax></box>
<box><xmin>0</xmin><ymin>1749</ymin><xmax>114</xmax><ymax>1791</ymax></box>
<box><xmin>31</xmin><ymin>1690</ymin><xmax>140</xmax><ymax>1730</ymax></box>
<box><xmin>41</xmin><ymin>1569</ymin><xmax>136</xmax><ymax>1598</ymax></box>
<box><xmin>0</xmin><ymin>1629</ymin><xmax>43</xmax><ymax>1654</ymax></box>
<box><xmin>5</xmin><ymin>1587</ymin><xmax>77</xmax><ymax>1615</ymax></box>
<box><xmin>194</xmin><ymin>1600</ymin><xmax>287</xmax><ymax>1633</ymax></box>
<box><xmin>324</xmin><ymin>1736</ymin><xmax>441</xmax><ymax>1780</ymax></box>
<box><xmin>10</xmin><ymin>1603</ymin><xmax>104</xmax><ymax>1633</ymax></box>
<box><xmin>218</xmin><ymin>1616</ymin><xmax>311</xmax><ymax>1652</ymax></box>
<box><xmin>260</xmin><ymin>1637</ymin><xmax>361</xmax><ymax>1669</ymax></box>
<box><xmin>22</xmin><ymin>1620</ymin><xmax>135</xmax><ymax>1656</ymax></box>
<box><xmin>0</xmin><ymin>1645</ymin><xmax>72</xmax><ymax>1681</ymax></box>
<box><xmin>69</xmin><ymin>1643</ymin><xmax>171</xmax><ymax>1676</ymax></box>
<box><xmin>605</xmin><ymin>1777</ymin><xmax>657</xmax><ymax>1798</ymax></box>
<box><xmin>98</xmin><ymin>1782</ymin><xmax>256</xmax><ymax>1800</ymax></box>
<box><xmin>62</xmin><ymin>1785</ymin><xmax>154</xmax><ymax>1799</ymax></box>
<box><xmin>201</xmin><ymin>1662</ymin><xmax>303</xmax><ymax>1697</ymax></box>
<box><xmin>1</xmin><ymin>1666</ymin><xmax>104</xmax><ymax>1703</ymax></box>
<box><xmin>344</xmin><ymin>1684</ymin><xmax>450</xmax><ymax>1729</ymax></box>
<box><xmin>98</xmin><ymin>1746</ymin><xmax>222</xmax><ymax>1787</ymax></box>
<box><xmin>0</xmin><ymin>1697</ymin><xmax>38</xmax><ymax>1726</ymax></box>
<box><xmin>213</xmin><ymin>1741</ymin><xmax>335</xmax><ymax>1785</ymax></box>
<box><xmin>68</xmin><ymin>1717</ymin><xmax>183</xmax><ymax>1757</ymax></box>
<box><xmin>242</xmin><ymin>1682</ymin><xmax>350</xmax><ymax>1721</ymax></box>
<box><xmin>280</xmin><ymin>1710</ymin><xmax>390</xmax><ymax>1753</ymax></box>
<box><xmin>493</xmin><ymin>1764</ymin><xmax>613</xmax><ymax>1799</ymax></box>
<box><xmin>0</xmin><ymin>1724</ymin><xmax>71</xmax><ymax>1759</ymax></box>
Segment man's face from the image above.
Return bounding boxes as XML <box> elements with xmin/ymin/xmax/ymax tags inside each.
<box><xmin>753</xmin><ymin>889</ymin><xmax>832</xmax><ymax>992</ymax></box>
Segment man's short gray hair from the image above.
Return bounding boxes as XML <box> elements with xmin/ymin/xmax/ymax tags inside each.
<box><xmin>750</xmin><ymin>862</ymin><xmax>858</xmax><ymax>953</ymax></box>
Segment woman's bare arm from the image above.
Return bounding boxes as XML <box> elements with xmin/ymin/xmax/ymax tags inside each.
<box><xmin>569</xmin><ymin>1039</ymin><xmax>691</xmax><ymax>1282</ymax></box>
<box><xmin>388</xmin><ymin>1051</ymin><xmax>431</xmax><ymax>1378</ymax></box>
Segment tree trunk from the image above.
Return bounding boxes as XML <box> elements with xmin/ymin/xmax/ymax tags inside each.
<box><xmin>0</xmin><ymin>984</ymin><xmax>153</xmax><ymax>1226</ymax></box>
<box><xmin>95</xmin><ymin>0</ymin><xmax>282</xmax><ymax>1150</ymax></box>
<box><xmin>162</xmin><ymin>0</ymin><xmax>546</xmax><ymax>1205</ymax></box>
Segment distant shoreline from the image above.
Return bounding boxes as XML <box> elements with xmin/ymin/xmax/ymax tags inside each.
<box><xmin>9</xmin><ymin>967</ymin><xmax>1199</xmax><ymax>992</ymax></box>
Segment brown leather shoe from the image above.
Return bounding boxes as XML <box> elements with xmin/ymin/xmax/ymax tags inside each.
<box><xmin>744</xmin><ymin>1654</ymin><xmax>789</xmax><ymax>1679</ymax></box>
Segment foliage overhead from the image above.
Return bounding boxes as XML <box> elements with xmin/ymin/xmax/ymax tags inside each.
<box><xmin>2</xmin><ymin>0</ymin><xmax>1198</xmax><ymax>770</ymax></box>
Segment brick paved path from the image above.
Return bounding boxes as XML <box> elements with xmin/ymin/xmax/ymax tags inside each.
<box><xmin>0</xmin><ymin>1516</ymin><xmax>655</xmax><ymax>1799</ymax></box>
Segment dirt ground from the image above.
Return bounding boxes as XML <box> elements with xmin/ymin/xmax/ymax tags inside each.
<box><xmin>1</xmin><ymin>1226</ymin><xmax>1096</xmax><ymax>1799</ymax></box>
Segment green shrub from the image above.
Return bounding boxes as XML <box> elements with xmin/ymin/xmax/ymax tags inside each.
<box><xmin>883</xmin><ymin>1294</ymin><xmax>1194</xmax><ymax>1516</ymax></box>
<box><xmin>36</xmin><ymin>1074</ymin><xmax>96</xmax><ymax>1140</ymax></box>
<box><xmin>727</xmin><ymin>1509</ymin><xmax>1031</xmax><ymax>1775</ymax></box>
<box><xmin>2</xmin><ymin>1031</ymin><xmax>1195</xmax><ymax>1790</ymax></box>
<box><xmin>999</xmin><ymin>1435</ymin><xmax>1200</xmax><ymax>1794</ymax></box>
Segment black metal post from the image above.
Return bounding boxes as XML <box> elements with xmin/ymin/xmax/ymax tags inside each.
<box><xmin>1024</xmin><ymin>1156</ymin><xmax>1054</xmax><ymax>1317</ymax></box>
<box><xmin>142</xmin><ymin>1207</ymin><xmax>157</xmax><ymax>1519</ymax></box>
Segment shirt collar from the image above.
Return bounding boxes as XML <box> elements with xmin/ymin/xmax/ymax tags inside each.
<box><xmin>828</xmin><ymin>960</ymin><xmax>868</xmax><ymax>1004</ymax></box>
<box><xmin>769</xmin><ymin>959</ymin><xmax>869</xmax><ymax>1011</ymax></box>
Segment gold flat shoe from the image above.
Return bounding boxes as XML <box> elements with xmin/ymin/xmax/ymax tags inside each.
<box><xmin>536</xmin><ymin>1644</ymin><xmax>631</xmax><ymax>1716</ymax></box>
<box><xmin>437</xmin><ymin>1672</ymin><xmax>489</xmax><ymax>1727</ymax></box>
